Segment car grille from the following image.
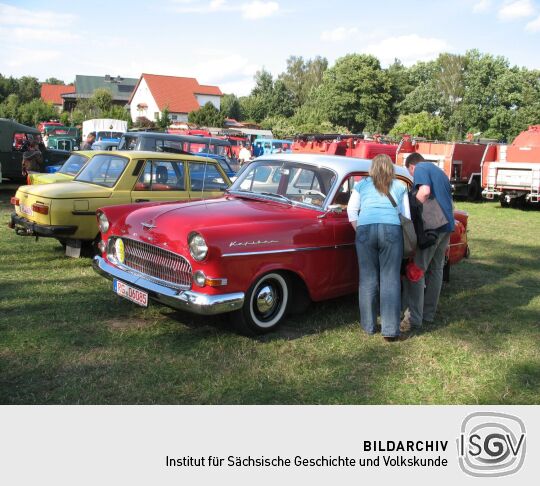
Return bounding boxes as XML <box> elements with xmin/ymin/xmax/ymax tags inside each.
<box><xmin>121</xmin><ymin>238</ymin><xmax>192</xmax><ymax>289</ymax></box>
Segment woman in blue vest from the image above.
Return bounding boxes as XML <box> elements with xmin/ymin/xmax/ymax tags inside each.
<box><xmin>347</xmin><ymin>154</ymin><xmax>410</xmax><ymax>342</ymax></box>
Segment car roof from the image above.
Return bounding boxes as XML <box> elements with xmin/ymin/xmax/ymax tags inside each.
<box><xmin>258</xmin><ymin>153</ymin><xmax>411</xmax><ymax>181</ymax></box>
<box><xmin>96</xmin><ymin>150</ymin><xmax>221</xmax><ymax>163</ymax></box>
<box><xmin>124</xmin><ymin>132</ymin><xmax>231</xmax><ymax>146</ymax></box>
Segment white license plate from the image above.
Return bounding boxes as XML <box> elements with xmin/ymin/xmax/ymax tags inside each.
<box><xmin>20</xmin><ymin>204</ymin><xmax>33</xmax><ymax>216</ymax></box>
<box><xmin>113</xmin><ymin>279</ymin><xmax>148</xmax><ymax>307</ymax></box>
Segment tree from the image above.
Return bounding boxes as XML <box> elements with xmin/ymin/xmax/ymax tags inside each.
<box><xmin>156</xmin><ymin>107</ymin><xmax>170</xmax><ymax>130</ymax></box>
<box><xmin>220</xmin><ymin>94</ymin><xmax>243</xmax><ymax>120</ymax></box>
<box><xmin>91</xmin><ymin>88</ymin><xmax>113</xmax><ymax>112</ymax></box>
<box><xmin>0</xmin><ymin>74</ymin><xmax>18</xmax><ymax>102</ymax></box>
<box><xmin>398</xmin><ymin>60</ymin><xmax>445</xmax><ymax>116</ymax></box>
<box><xmin>188</xmin><ymin>102</ymin><xmax>225</xmax><ymax>127</ymax></box>
<box><xmin>102</xmin><ymin>104</ymin><xmax>131</xmax><ymax>123</ymax></box>
<box><xmin>0</xmin><ymin>94</ymin><xmax>20</xmax><ymax>119</ymax></box>
<box><xmin>436</xmin><ymin>53</ymin><xmax>467</xmax><ymax>114</ymax></box>
<box><xmin>317</xmin><ymin>54</ymin><xmax>393</xmax><ymax>133</ymax></box>
<box><xmin>17</xmin><ymin>76</ymin><xmax>40</xmax><ymax>103</ymax></box>
<box><xmin>44</xmin><ymin>77</ymin><xmax>65</xmax><ymax>85</ymax></box>
<box><xmin>278</xmin><ymin>55</ymin><xmax>328</xmax><ymax>109</ymax></box>
<box><xmin>17</xmin><ymin>99</ymin><xmax>57</xmax><ymax>126</ymax></box>
<box><xmin>60</xmin><ymin>111</ymin><xmax>70</xmax><ymax>126</ymax></box>
<box><xmin>389</xmin><ymin>111</ymin><xmax>446</xmax><ymax>140</ymax></box>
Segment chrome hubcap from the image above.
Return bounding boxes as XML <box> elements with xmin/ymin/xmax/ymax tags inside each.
<box><xmin>256</xmin><ymin>285</ymin><xmax>275</xmax><ymax>314</ymax></box>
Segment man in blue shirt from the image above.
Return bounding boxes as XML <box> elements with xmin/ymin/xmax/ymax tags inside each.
<box><xmin>401</xmin><ymin>153</ymin><xmax>454</xmax><ymax>331</ymax></box>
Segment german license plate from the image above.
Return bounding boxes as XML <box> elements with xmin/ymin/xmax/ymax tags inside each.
<box><xmin>113</xmin><ymin>279</ymin><xmax>148</xmax><ymax>307</ymax></box>
<box><xmin>20</xmin><ymin>204</ymin><xmax>33</xmax><ymax>216</ymax></box>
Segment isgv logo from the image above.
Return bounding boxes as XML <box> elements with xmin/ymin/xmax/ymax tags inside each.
<box><xmin>457</xmin><ymin>412</ymin><xmax>526</xmax><ymax>477</ymax></box>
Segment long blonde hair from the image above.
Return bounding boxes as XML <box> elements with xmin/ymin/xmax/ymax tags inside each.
<box><xmin>369</xmin><ymin>154</ymin><xmax>395</xmax><ymax>195</ymax></box>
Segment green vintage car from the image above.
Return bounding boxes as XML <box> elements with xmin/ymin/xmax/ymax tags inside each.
<box><xmin>27</xmin><ymin>152</ymin><xmax>92</xmax><ymax>185</ymax></box>
<box><xmin>45</xmin><ymin>126</ymin><xmax>81</xmax><ymax>151</ymax></box>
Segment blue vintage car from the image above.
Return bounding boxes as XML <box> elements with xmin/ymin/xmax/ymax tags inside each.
<box><xmin>252</xmin><ymin>138</ymin><xmax>292</xmax><ymax>157</ymax></box>
<box><xmin>118</xmin><ymin>132</ymin><xmax>237</xmax><ymax>177</ymax></box>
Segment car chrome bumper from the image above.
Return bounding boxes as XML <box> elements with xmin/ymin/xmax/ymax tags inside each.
<box><xmin>92</xmin><ymin>256</ymin><xmax>244</xmax><ymax>315</ymax></box>
<box><xmin>10</xmin><ymin>212</ymin><xmax>77</xmax><ymax>237</ymax></box>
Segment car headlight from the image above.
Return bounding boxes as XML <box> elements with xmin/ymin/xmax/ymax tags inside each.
<box><xmin>107</xmin><ymin>237</ymin><xmax>125</xmax><ymax>264</ymax></box>
<box><xmin>97</xmin><ymin>212</ymin><xmax>109</xmax><ymax>233</ymax></box>
<box><xmin>188</xmin><ymin>232</ymin><xmax>208</xmax><ymax>261</ymax></box>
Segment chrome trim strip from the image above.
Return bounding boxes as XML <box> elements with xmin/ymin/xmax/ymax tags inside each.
<box><xmin>93</xmin><ymin>256</ymin><xmax>244</xmax><ymax>315</ymax></box>
<box><xmin>222</xmin><ymin>243</ymin><xmax>355</xmax><ymax>257</ymax></box>
<box><xmin>110</xmin><ymin>236</ymin><xmax>192</xmax><ymax>289</ymax></box>
<box><xmin>113</xmin><ymin>261</ymin><xmax>190</xmax><ymax>290</ymax></box>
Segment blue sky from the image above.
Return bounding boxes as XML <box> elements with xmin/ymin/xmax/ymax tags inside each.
<box><xmin>0</xmin><ymin>0</ymin><xmax>539</xmax><ymax>95</ymax></box>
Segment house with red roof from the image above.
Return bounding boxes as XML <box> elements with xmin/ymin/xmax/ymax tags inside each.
<box><xmin>129</xmin><ymin>74</ymin><xmax>223</xmax><ymax>123</ymax></box>
<box><xmin>40</xmin><ymin>84</ymin><xmax>76</xmax><ymax>112</ymax></box>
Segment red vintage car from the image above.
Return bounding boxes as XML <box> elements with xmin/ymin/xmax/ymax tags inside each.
<box><xmin>93</xmin><ymin>154</ymin><xmax>469</xmax><ymax>334</ymax></box>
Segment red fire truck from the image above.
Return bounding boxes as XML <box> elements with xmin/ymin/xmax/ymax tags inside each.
<box><xmin>482</xmin><ymin>125</ymin><xmax>540</xmax><ymax>207</ymax></box>
<box><xmin>292</xmin><ymin>134</ymin><xmax>398</xmax><ymax>162</ymax></box>
<box><xmin>395</xmin><ymin>135</ymin><xmax>499</xmax><ymax>200</ymax></box>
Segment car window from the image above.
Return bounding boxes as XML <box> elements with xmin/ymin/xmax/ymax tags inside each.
<box><xmin>118</xmin><ymin>136</ymin><xmax>138</xmax><ymax>150</ymax></box>
<box><xmin>75</xmin><ymin>154</ymin><xmax>129</xmax><ymax>187</ymax></box>
<box><xmin>134</xmin><ymin>160</ymin><xmax>185</xmax><ymax>191</ymax></box>
<box><xmin>58</xmin><ymin>154</ymin><xmax>88</xmax><ymax>176</ymax></box>
<box><xmin>156</xmin><ymin>139</ymin><xmax>184</xmax><ymax>152</ymax></box>
<box><xmin>189</xmin><ymin>162</ymin><xmax>228</xmax><ymax>192</ymax></box>
<box><xmin>232</xmin><ymin>160</ymin><xmax>336</xmax><ymax>209</ymax></box>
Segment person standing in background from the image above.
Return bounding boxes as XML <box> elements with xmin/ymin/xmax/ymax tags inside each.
<box><xmin>81</xmin><ymin>132</ymin><xmax>96</xmax><ymax>150</ymax></box>
<box><xmin>401</xmin><ymin>153</ymin><xmax>455</xmax><ymax>332</ymax></box>
<box><xmin>238</xmin><ymin>143</ymin><xmax>252</xmax><ymax>166</ymax></box>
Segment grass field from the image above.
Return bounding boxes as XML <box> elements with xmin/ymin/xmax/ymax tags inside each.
<box><xmin>1</xmin><ymin>185</ymin><xmax>539</xmax><ymax>404</ymax></box>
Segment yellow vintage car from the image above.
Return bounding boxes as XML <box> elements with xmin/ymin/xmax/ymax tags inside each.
<box><xmin>27</xmin><ymin>151</ymin><xmax>94</xmax><ymax>185</ymax></box>
<box><xmin>10</xmin><ymin>150</ymin><xmax>231</xmax><ymax>254</ymax></box>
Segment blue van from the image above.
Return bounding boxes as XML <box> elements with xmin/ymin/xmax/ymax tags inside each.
<box><xmin>252</xmin><ymin>138</ymin><xmax>292</xmax><ymax>157</ymax></box>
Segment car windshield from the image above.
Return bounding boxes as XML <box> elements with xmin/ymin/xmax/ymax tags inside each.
<box><xmin>229</xmin><ymin>159</ymin><xmax>336</xmax><ymax>209</ymax></box>
<box><xmin>58</xmin><ymin>154</ymin><xmax>88</xmax><ymax>176</ymax></box>
<box><xmin>75</xmin><ymin>154</ymin><xmax>129</xmax><ymax>187</ymax></box>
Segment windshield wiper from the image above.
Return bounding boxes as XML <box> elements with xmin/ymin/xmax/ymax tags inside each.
<box><xmin>259</xmin><ymin>192</ymin><xmax>294</xmax><ymax>205</ymax></box>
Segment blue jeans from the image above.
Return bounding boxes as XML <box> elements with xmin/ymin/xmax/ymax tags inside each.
<box><xmin>356</xmin><ymin>224</ymin><xmax>403</xmax><ymax>337</ymax></box>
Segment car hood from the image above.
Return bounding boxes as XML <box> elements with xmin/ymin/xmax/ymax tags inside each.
<box><xmin>17</xmin><ymin>181</ymin><xmax>111</xmax><ymax>199</ymax></box>
<box><xmin>117</xmin><ymin>195</ymin><xmax>325</xmax><ymax>255</ymax></box>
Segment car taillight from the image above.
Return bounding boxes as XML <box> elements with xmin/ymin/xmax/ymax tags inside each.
<box><xmin>32</xmin><ymin>203</ymin><xmax>49</xmax><ymax>215</ymax></box>
<box><xmin>11</xmin><ymin>197</ymin><xmax>20</xmax><ymax>206</ymax></box>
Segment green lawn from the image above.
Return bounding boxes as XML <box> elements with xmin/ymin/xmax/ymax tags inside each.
<box><xmin>1</xmin><ymin>184</ymin><xmax>539</xmax><ymax>404</ymax></box>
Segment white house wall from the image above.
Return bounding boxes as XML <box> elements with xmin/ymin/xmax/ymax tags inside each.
<box><xmin>169</xmin><ymin>113</ymin><xmax>189</xmax><ymax>122</ymax></box>
<box><xmin>130</xmin><ymin>78</ymin><xmax>160</xmax><ymax>122</ymax></box>
<box><xmin>195</xmin><ymin>94</ymin><xmax>221</xmax><ymax>110</ymax></box>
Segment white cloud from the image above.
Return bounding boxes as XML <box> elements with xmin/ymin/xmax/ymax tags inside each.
<box><xmin>0</xmin><ymin>2</ymin><xmax>77</xmax><ymax>27</ymax></box>
<box><xmin>498</xmin><ymin>0</ymin><xmax>535</xmax><ymax>20</ymax></box>
<box><xmin>321</xmin><ymin>26</ymin><xmax>359</xmax><ymax>42</ymax></box>
<box><xmin>473</xmin><ymin>0</ymin><xmax>492</xmax><ymax>13</ymax></box>
<box><xmin>171</xmin><ymin>0</ymin><xmax>279</xmax><ymax>19</ymax></box>
<box><xmin>362</xmin><ymin>34</ymin><xmax>450</xmax><ymax>66</ymax></box>
<box><xmin>525</xmin><ymin>14</ymin><xmax>540</xmax><ymax>30</ymax></box>
<box><xmin>241</xmin><ymin>1</ymin><xmax>279</xmax><ymax>19</ymax></box>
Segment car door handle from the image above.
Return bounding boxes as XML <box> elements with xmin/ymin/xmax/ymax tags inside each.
<box><xmin>135</xmin><ymin>199</ymin><xmax>149</xmax><ymax>203</ymax></box>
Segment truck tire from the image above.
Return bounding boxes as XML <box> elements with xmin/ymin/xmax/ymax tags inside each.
<box><xmin>467</xmin><ymin>179</ymin><xmax>480</xmax><ymax>201</ymax></box>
